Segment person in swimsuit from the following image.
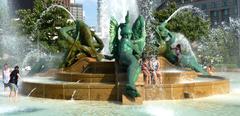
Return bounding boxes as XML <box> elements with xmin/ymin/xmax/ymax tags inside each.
<box><xmin>151</xmin><ymin>57</ymin><xmax>162</xmax><ymax>84</ymax></box>
<box><xmin>142</xmin><ymin>58</ymin><xmax>151</xmax><ymax>85</ymax></box>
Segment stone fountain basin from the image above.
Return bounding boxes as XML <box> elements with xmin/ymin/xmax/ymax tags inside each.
<box><xmin>20</xmin><ymin>77</ymin><xmax>118</xmax><ymax>101</ymax></box>
<box><xmin>145</xmin><ymin>75</ymin><xmax>229</xmax><ymax>100</ymax></box>
<box><xmin>161</xmin><ymin>69</ymin><xmax>198</xmax><ymax>84</ymax></box>
<box><xmin>20</xmin><ymin>75</ymin><xmax>229</xmax><ymax>101</ymax></box>
<box><xmin>55</xmin><ymin>68</ymin><xmax>197</xmax><ymax>84</ymax></box>
<box><xmin>55</xmin><ymin>72</ymin><xmax>115</xmax><ymax>83</ymax></box>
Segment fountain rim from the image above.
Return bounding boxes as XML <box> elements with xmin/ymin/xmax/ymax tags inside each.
<box><xmin>21</xmin><ymin>75</ymin><xmax>229</xmax><ymax>85</ymax></box>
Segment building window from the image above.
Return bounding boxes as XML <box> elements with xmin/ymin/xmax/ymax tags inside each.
<box><xmin>234</xmin><ymin>0</ymin><xmax>238</xmax><ymax>5</ymax></box>
<box><xmin>223</xmin><ymin>9</ymin><xmax>229</xmax><ymax>16</ymax></box>
<box><xmin>211</xmin><ymin>2</ymin><xmax>217</xmax><ymax>8</ymax></box>
<box><xmin>234</xmin><ymin>8</ymin><xmax>238</xmax><ymax>14</ymax></box>
<box><xmin>183</xmin><ymin>0</ymin><xmax>191</xmax><ymax>3</ymax></box>
<box><xmin>181</xmin><ymin>0</ymin><xmax>184</xmax><ymax>4</ymax></box>
<box><xmin>175</xmin><ymin>0</ymin><xmax>182</xmax><ymax>4</ymax></box>
<box><xmin>213</xmin><ymin>11</ymin><xmax>217</xmax><ymax>17</ymax></box>
<box><xmin>201</xmin><ymin>4</ymin><xmax>207</xmax><ymax>10</ymax></box>
<box><xmin>221</xmin><ymin>9</ymin><xmax>229</xmax><ymax>22</ymax></box>
<box><xmin>222</xmin><ymin>0</ymin><xmax>228</xmax><ymax>7</ymax></box>
<box><xmin>210</xmin><ymin>11</ymin><xmax>219</xmax><ymax>21</ymax></box>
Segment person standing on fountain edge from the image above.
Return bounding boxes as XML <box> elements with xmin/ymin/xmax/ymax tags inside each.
<box><xmin>2</xmin><ymin>63</ymin><xmax>10</xmax><ymax>92</ymax></box>
<box><xmin>9</xmin><ymin>66</ymin><xmax>21</xmax><ymax>98</ymax></box>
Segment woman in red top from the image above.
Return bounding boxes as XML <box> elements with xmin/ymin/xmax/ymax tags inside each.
<box><xmin>142</xmin><ymin>58</ymin><xmax>151</xmax><ymax>85</ymax></box>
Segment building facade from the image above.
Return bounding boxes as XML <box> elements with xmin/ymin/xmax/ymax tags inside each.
<box><xmin>173</xmin><ymin>0</ymin><xmax>240</xmax><ymax>26</ymax></box>
<box><xmin>70</xmin><ymin>3</ymin><xmax>84</xmax><ymax>20</ymax></box>
<box><xmin>7</xmin><ymin>0</ymin><xmax>34</xmax><ymax>17</ymax></box>
<box><xmin>8</xmin><ymin>0</ymin><xmax>71</xmax><ymax>17</ymax></box>
<box><xmin>54</xmin><ymin>0</ymin><xmax>71</xmax><ymax>9</ymax></box>
<box><xmin>97</xmin><ymin>0</ymin><xmax>103</xmax><ymax>32</ymax></box>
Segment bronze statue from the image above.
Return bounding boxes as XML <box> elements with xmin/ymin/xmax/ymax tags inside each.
<box><xmin>59</xmin><ymin>20</ymin><xmax>104</xmax><ymax>67</ymax></box>
<box><xmin>109</xmin><ymin>12</ymin><xmax>146</xmax><ymax>98</ymax></box>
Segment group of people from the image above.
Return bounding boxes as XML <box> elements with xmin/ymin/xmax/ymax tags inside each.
<box><xmin>2</xmin><ymin>63</ymin><xmax>21</xmax><ymax>99</ymax></box>
<box><xmin>141</xmin><ymin>56</ymin><xmax>216</xmax><ymax>85</ymax></box>
<box><xmin>141</xmin><ymin>57</ymin><xmax>162</xmax><ymax>85</ymax></box>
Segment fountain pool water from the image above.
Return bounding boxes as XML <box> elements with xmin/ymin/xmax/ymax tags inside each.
<box><xmin>0</xmin><ymin>72</ymin><xmax>239</xmax><ymax>116</ymax></box>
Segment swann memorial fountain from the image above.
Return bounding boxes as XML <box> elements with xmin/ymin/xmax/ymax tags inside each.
<box><xmin>19</xmin><ymin>4</ymin><xmax>229</xmax><ymax>105</ymax></box>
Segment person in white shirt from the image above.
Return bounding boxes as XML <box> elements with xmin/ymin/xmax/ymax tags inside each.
<box><xmin>150</xmin><ymin>57</ymin><xmax>162</xmax><ymax>85</ymax></box>
<box><xmin>2</xmin><ymin>63</ymin><xmax>10</xmax><ymax>91</ymax></box>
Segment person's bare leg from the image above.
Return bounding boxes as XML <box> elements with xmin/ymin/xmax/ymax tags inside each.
<box><xmin>9</xmin><ymin>91</ymin><xmax>12</xmax><ymax>97</ymax></box>
<box><xmin>143</xmin><ymin>70</ymin><xmax>150</xmax><ymax>85</ymax></box>
<box><xmin>12</xmin><ymin>91</ymin><xmax>17</xmax><ymax>103</ymax></box>
<box><xmin>157</xmin><ymin>72</ymin><xmax>162</xmax><ymax>84</ymax></box>
<box><xmin>143</xmin><ymin>71</ymin><xmax>148</xmax><ymax>85</ymax></box>
<box><xmin>150</xmin><ymin>72</ymin><xmax>153</xmax><ymax>85</ymax></box>
<box><xmin>145</xmin><ymin>75</ymin><xmax>148</xmax><ymax>85</ymax></box>
<box><xmin>154</xmin><ymin>72</ymin><xmax>159</xmax><ymax>85</ymax></box>
<box><xmin>4</xmin><ymin>86</ymin><xmax>7</xmax><ymax>95</ymax></box>
<box><xmin>147</xmin><ymin>72</ymin><xmax>151</xmax><ymax>85</ymax></box>
<box><xmin>9</xmin><ymin>91</ymin><xmax>13</xmax><ymax>102</ymax></box>
<box><xmin>15</xmin><ymin>91</ymin><xmax>18</xmax><ymax>102</ymax></box>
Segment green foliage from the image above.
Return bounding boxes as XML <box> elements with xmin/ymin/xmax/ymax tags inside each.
<box><xmin>16</xmin><ymin>0</ymin><xmax>71</xmax><ymax>53</ymax></box>
<box><xmin>17</xmin><ymin>9</ymin><xmax>35</xmax><ymax>35</ymax></box>
<box><xmin>153</xmin><ymin>2</ymin><xmax>210</xmax><ymax>42</ymax></box>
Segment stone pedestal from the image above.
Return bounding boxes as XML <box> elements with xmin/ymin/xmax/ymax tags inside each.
<box><xmin>121</xmin><ymin>73</ymin><xmax>145</xmax><ymax>105</ymax></box>
<box><xmin>122</xmin><ymin>94</ymin><xmax>143</xmax><ymax>105</ymax></box>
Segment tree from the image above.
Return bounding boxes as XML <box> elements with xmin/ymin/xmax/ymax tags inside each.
<box><xmin>16</xmin><ymin>0</ymin><xmax>71</xmax><ymax>53</ymax></box>
<box><xmin>153</xmin><ymin>1</ymin><xmax>210</xmax><ymax>42</ymax></box>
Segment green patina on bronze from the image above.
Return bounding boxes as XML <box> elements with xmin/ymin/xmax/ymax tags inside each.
<box><xmin>59</xmin><ymin>20</ymin><xmax>104</xmax><ymax>67</ymax></box>
<box><xmin>155</xmin><ymin>22</ymin><xmax>208</xmax><ymax>75</ymax></box>
<box><xmin>109</xmin><ymin>12</ymin><xmax>146</xmax><ymax>98</ymax></box>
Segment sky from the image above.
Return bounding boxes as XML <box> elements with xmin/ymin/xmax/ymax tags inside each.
<box><xmin>75</xmin><ymin>0</ymin><xmax>97</xmax><ymax>27</ymax></box>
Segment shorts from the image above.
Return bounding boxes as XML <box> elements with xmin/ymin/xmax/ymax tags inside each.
<box><xmin>9</xmin><ymin>83</ymin><xmax>18</xmax><ymax>92</ymax></box>
<box><xmin>3</xmin><ymin>83</ymin><xmax>9</xmax><ymax>88</ymax></box>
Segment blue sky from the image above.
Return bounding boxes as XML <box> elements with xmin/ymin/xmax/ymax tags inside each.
<box><xmin>75</xmin><ymin>0</ymin><xmax>97</xmax><ymax>27</ymax></box>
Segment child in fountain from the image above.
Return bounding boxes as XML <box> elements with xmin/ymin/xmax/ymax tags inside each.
<box><xmin>9</xmin><ymin>66</ymin><xmax>21</xmax><ymax>98</ymax></box>
<box><xmin>172</xmin><ymin>44</ymin><xmax>182</xmax><ymax>64</ymax></box>
<box><xmin>2</xmin><ymin>63</ymin><xmax>10</xmax><ymax>92</ymax></box>
<box><xmin>142</xmin><ymin>58</ymin><xmax>151</xmax><ymax>85</ymax></box>
<box><xmin>207</xmin><ymin>65</ymin><xmax>215</xmax><ymax>75</ymax></box>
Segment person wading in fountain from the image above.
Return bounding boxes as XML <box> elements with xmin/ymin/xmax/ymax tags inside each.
<box><xmin>2</xmin><ymin>63</ymin><xmax>10</xmax><ymax>92</ymax></box>
<box><xmin>9</xmin><ymin>66</ymin><xmax>21</xmax><ymax>99</ymax></box>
